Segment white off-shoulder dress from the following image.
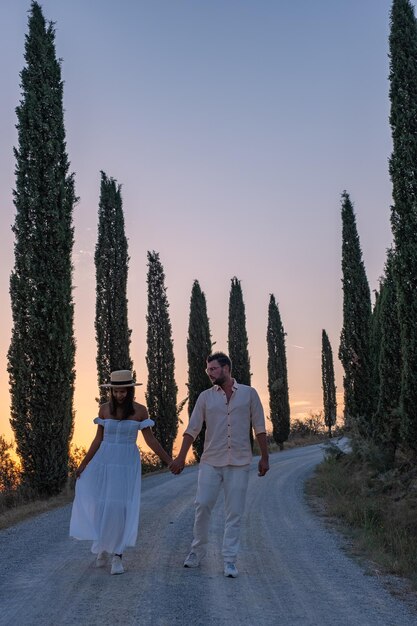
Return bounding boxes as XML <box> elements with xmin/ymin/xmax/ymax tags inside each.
<box><xmin>69</xmin><ymin>417</ymin><xmax>154</xmax><ymax>555</ymax></box>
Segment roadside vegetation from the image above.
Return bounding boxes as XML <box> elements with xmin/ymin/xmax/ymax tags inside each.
<box><xmin>253</xmin><ymin>412</ymin><xmax>341</xmax><ymax>456</ymax></box>
<box><xmin>0</xmin><ymin>436</ymin><xmax>84</xmax><ymax>530</ymax></box>
<box><xmin>305</xmin><ymin>0</ymin><xmax>417</xmax><ymax>595</ymax></box>
<box><xmin>306</xmin><ymin>439</ymin><xmax>417</xmax><ymax>588</ymax></box>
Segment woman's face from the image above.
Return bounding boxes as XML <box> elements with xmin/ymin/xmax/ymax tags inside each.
<box><xmin>112</xmin><ymin>387</ymin><xmax>128</xmax><ymax>404</ymax></box>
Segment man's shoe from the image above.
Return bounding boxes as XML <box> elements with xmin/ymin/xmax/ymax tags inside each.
<box><xmin>183</xmin><ymin>552</ymin><xmax>200</xmax><ymax>568</ymax></box>
<box><xmin>111</xmin><ymin>555</ymin><xmax>124</xmax><ymax>575</ymax></box>
<box><xmin>224</xmin><ymin>562</ymin><xmax>238</xmax><ymax>578</ymax></box>
<box><xmin>95</xmin><ymin>551</ymin><xmax>108</xmax><ymax>568</ymax></box>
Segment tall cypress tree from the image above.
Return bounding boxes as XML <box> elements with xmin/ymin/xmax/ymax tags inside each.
<box><xmin>373</xmin><ymin>250</ymin><xmax>402</xmax><ymax>462</ymax></box>
<box><xmin>8</xmin><ymin>2</ymin><xmax>76</xmax><ymax>495</ymax></box>
<box><xmin>267</xmin><ymin>294</ymin><xmax>290</xmax><ymax>448</ymax></box>
<box><xmin>321</xmin><ymin>330</ymin><xmax>337</xmax><ymax>438</ymax></box>
<box><xmin>228</xmin><ymin>277</ymin><xmax>251</xmax><ymax>384</ymax></box>
<box><xmin>95</xmin><ymin>172</ymin><xmax>132</xmax><ymax>403</ymax></box>
<box><xmin>228</xmin><ymin>277</ymin><xmax>253</xmax><ymax>447</ymax></box>
<box><xmin>187</xmin><ymin>280</ymin><xmax>212</xmax><ymax>460</ymax></box>
<box><xmin>338</xmin><ymin>191</ymin><xmax>373</xmax><ymax>436</ymax></box>
<box><xmin>146</xmin><ymin>251</ymin><xmax>178</xmax><ymax>455</ymax></box>
<box><xmin>389</xmin><ymin>0</ymin><xmax>417</xmax><ymax>450</ymax></box>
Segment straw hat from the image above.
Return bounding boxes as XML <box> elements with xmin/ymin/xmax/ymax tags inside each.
<box><xmin>100</xmin><ymin>370</ymin><xmax>142</xmax><ymax>388</ymax></box>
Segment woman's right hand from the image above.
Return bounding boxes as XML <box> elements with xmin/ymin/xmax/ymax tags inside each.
<box><xmin>170</xmin><ymin>457</ymin><xmax>185</xmax><ymax>475</ymax></box>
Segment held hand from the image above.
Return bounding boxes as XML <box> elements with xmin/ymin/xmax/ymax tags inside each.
<box><xmin>258</xmin><ymin>457</ymin><xmax>269</xmax><ymax>477</ymax></box>
<box><xmin>170</xmin><ymin>457</ymin><xmax>185</xmax><ymax>475</ymax></box>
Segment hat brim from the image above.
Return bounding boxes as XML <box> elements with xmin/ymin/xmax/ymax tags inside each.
<box><xmin>100</xmin><ymin>382</ymin><xmax>143</xmax><ymax>388</ymax></box>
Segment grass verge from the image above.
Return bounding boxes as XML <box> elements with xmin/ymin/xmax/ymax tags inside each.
<box><xmin>305</xmin><ymin>452</ymin><xmax>417</xmax><ymax>588</ymax></box>
<box><xmin>0</xmin><ymin>489</ymin><xmax>74</xmax><ymax>531</ymax></box>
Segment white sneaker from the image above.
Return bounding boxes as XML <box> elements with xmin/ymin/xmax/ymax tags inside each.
<box><xmin>95</xmin><ymin>551</ymin><xmax>108</xmax><ymax>568</ymax></box>
<box><xmin>224</xmin><ymin>562</ymin><xmax>238</xmax><ymax>578</ymax></box>
<box><xmin>111</xmin><ymin>555</ymin><xmax>124</xmax><ymax>575</ymax></box>
<box><xmin>183</xmin><ymin>552</ymin><xmax>200</xmax><ymax>568</ymax></box>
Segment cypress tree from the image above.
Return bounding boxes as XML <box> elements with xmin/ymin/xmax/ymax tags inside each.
<box><xmin>95</xmin><ymin>172</ymin><xmax>132</xmax><ymax>403</ymax></box>
<box><xmin>373</xmin><ymin>250</ymin><xmax>402</xmax><ymax>462</ymax></box>
<box><xmin>7</xmin><ymin>2</ymin><xmax>76</xmax><ymax>495</ymax></box>
<box><xmin>146</xmin><ymin>251</ymin><xmax>178</xmax><ymax>455</ymax></box>
<box><xmin>228</xmin><ymin>277</ymin><xmax>253</xmax><ymax>447</ymax></box>
<box><xmin>267</xmin><ymin>294</ymin><xmax>290</xmax><ymax>448</ymax></box>
<box><xmin>321</xmin><ymin>330</ymin><xmax>337</xmax><ymax>438</ymax></box>
<box><xmin>389</xmin><ymin>0</ymin><xmax>417</xmax><ymax>450</ymax></box>
<box><xmin>338</xmin><ymin>191</ymin><xmax>373</xmax><ymax>436</ymax></box>
<box><xmin>187</xmin><ymin>280</ymin><xmax>212</xmax><ymax>460</ymax></box>
<box><xmin>228</xmin><ymin>277</ymin><xmax>251</xmax><ymax>385</ymax></box>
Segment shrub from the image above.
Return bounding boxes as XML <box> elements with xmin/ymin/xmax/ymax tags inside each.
<box><xmin>0</xmin><ymin>436</ymin><xmax>21</xmax><ymax>509</ymax></box>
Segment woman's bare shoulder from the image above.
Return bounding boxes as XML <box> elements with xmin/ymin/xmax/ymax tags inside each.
<box><xmin>133</xmin><ymin>402</ymin><xmax>149</xmax><ymax>422</ymax></box>
<box><xmin>98</xmin><ymin>402</ymin><xmax>111</xmax><ymax>419</ymax></box>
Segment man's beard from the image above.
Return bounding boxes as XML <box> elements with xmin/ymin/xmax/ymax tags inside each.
<box><xmin>213</xmin><ymin>374</ymin><xmax>226</xmax><ymax>386</ymax></box>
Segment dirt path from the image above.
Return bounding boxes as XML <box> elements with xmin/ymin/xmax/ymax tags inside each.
<box><xmin>1</xmin><ymin>444</ymin><xmax>416</xmax><ymax>625</ymax></box>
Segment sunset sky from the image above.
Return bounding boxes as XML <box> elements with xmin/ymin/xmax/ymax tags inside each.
<box><xmin>0</xmin><ymin>0</ymin><xmax>394</xmax><ymax>452</ymax></box>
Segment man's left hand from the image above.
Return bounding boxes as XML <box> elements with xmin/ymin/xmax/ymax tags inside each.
<box><xmin>258</xmin><ymin>457</ymin><xmax>269</xmax><ymax>477</ymax></box>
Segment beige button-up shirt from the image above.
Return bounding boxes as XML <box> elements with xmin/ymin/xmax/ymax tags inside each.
<box><xmin>185</xmin><ymin>380</ymin><xmax>266</xmax><ymax>467</ymax></box>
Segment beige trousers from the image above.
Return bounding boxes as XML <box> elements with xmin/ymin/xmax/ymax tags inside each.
<box><xmin>190</xmin><ymin>462</ymin><xmax>250</xmax><ymax>563</ymax></box>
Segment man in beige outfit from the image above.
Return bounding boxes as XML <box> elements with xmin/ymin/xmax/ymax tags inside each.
<box><xmin>171</xmin><ymin>352</ymin><xmax>269</xmax><ymax>578</ymax></box>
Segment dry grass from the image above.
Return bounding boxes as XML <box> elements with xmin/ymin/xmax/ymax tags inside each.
<box><xmin>306</xmin><ymin>453</ymin><xmax>417</xmax><ymax>587</ymax></box>
<box><xmin>282</xmin><ymin>433</ymin><xmax>331</xmax><ymax>450</ymax></box>
<box><xmin>0</xmin><ymin>488</ymin><xmax>74</xmax><ymax>531</ymax></box>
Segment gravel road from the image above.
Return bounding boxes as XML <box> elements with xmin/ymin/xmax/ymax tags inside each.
<box><xmin>1</xmin><ymin>443</ymin><xmax>416</xmax><ymax>626</ymax></box>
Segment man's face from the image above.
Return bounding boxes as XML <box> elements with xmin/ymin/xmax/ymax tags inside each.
<box><xmin>112</xmin><ymin>387</ymin><xmax>128</xmax><ymax>404</ymax></box>
<box><xmin>206</xmin><ymin>360</ymin><xmax>227</xmax><ymax>385</ymax></box>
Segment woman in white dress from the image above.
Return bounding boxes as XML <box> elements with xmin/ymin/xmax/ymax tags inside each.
<box><xmin>70</xmin><ymin>370</ymin><xmax>172</xmax><ymax>575</ymax></box>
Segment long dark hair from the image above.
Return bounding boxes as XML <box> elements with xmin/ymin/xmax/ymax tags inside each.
<box><xmin>109</xmin><ymin>387</ymin><xmax>135</xmax><ymax>419</ymax></box>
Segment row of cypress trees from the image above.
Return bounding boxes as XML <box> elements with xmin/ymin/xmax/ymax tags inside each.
<box><xmin>14</xmin><ymin>0</ymin><xmax>406</xmax><ymax>496</ymax></box>
<box><xmin>95</xmin><ymin>210</ymin><xmax>293</xmax><ymax>461</ymax></box>
<box><xmin>7</xmin><ymin>0</ymin><xmax>292</xmax><ymax>496</ymax></box>
<box><xmin>4</xmin><ymin>1</ymin><xmax>337</xmax><ymax>496</ymax></box>
<box><xmin>337</xmin><ymin>0</ymin><xmax>417</xmax><ymax>467</ymax></box>
<box><xmin>94</xmin><ymin>0</ymin><xmax>417</xmax><ymax>476</ymax></box>
<box><xmin>186</xmin><ymin>278</ymin><xmax>291</xmax><ymax>459</ymax></box>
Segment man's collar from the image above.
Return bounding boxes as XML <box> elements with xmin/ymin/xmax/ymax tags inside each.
<box><xmin>213</xmin><ymin>378</ymin><xmax>238</xmax><ymax>391</ymax></box>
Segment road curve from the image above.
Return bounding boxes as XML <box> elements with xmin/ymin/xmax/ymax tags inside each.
<box><xmin>0</xmin><ymin>444</ymin><xmax>416</xmax><ymax>626</ymax></box>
